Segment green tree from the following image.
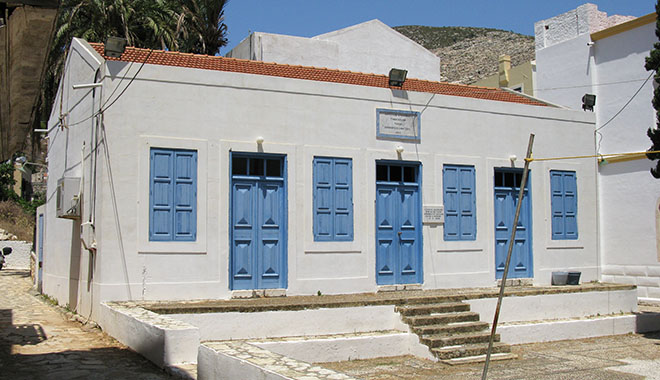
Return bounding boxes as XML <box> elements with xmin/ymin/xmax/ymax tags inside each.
<box><xmin>0</xmin><ymin>162</ymin><xmax>17</xmax><ymax>202</ymax></box>
<box><xmin>173</xmin><ymin>0</ymin><xmax>229</xmax><ymax>55</ymax></box>
<box><xmin>646</xmin><ymin>0</ymin><xmax>660</xmax><ymax>178</ymax></box>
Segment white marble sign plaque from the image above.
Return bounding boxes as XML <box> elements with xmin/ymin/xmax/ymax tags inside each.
<box><xmin>423</xmin><ymin>205</ymin><xmax>444</xmax><ymax>224</ymax></box>
<box><xmin>376</xmin><ymin>109</ymin><xmax>421</xmax><ymax>141</ymax></box>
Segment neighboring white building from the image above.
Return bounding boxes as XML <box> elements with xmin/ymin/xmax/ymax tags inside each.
<box><xmin>40</xmin><ymin>38</ymin><xmax>597</xmax><ymax>321</ymax></box>
<box><xmin>225</xmin><ymin>19</ymin><xmax>442</xmax><ymax>82</ymax></box>
<box><xmin>535</xmin><ymin>4</ymin><xmax>660</xmax><ymax>302</ymax></box>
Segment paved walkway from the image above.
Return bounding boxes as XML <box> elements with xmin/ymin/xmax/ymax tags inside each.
<box><xmin>0</xmin><ymin>269</ymin><xmax>172</xmax><ymax>380</ymax></box>
<box><xmin>321</xmin><ymin>331</ymin><xmax>660</xmax><ymax>380</ymax></box>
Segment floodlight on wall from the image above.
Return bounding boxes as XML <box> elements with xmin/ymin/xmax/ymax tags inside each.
<box><xmin>389</xmin><ymin>68</ymin><xmax>408</xmax><ymax>87</ymax></box>
<box><xmin>104</xmin><ymin>36</ymin><xmax>127</xmax><ymax>58</ymax></box>
<box><xmin>256</xmin><ymin>136</ymin><xmax>264</xmax><ymax>144</ymax></box>
<box><xmin>582</xmin><ymin>93</ymin><xmax>596</xmax><ymax>112</ymax></box>
<box><xmin>509</xmin><ymin>155</ymin><xmax>517</xmax><ymax>162</ymax></box>
<box><xmin>396</xmin><ymin>145</ymin><xmax>404</xmax><ymax>154</ymax></box>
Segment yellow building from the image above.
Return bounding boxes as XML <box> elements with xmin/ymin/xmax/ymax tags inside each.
<box><xmin>472</xmin><ymin>55</ymin><xmax>535</xmax><ymax>97</ymax></box>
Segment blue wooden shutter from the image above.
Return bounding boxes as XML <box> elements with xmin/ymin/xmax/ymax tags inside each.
<box><xmin>550</xmin><ymin>170</ymin><xmax>578</xmax><ymax>240</ymax></box>
<box><xmin>443</xmin><ymin>166</ymin><xmax>459</xmax><ymax>240</ymax></box>
<box><xmin>334</xmin><ymin>158</ymin><xmax>353</xmax><ymax>240</ymax></box>
<box><xmin>443</xmin><ymin>165</ymin><xmax>475</xmax><ymax>241</ymax></box>
<box><xmin>313</xmin><ymin>157</ymin><xmax>353</xmax><ymax>241</ymax></box>
<box><xmin>314</xmin><ymin>158</ymin><xmax>333</xmax><ymax>240</ymax></box>
<box><xmin>458</xmin><ymin>166</ymin><xmax>476</xmax><ymax>240</ymax></box>
<box><xmin>150</xmin><ymin>148</ymin><xmax>197</xmax><ymax>242</ymax></box>
<box><xmin>174</xmin><ymin>150</ymin><xmax>197</xmax><ymax>241</ymax></box>
<box><xmin>150</xmin><ymin>149</ymin><xmax>174</xmax><ymax>241</ymax></box>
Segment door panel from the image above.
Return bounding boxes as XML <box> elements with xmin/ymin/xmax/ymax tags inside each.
<box><xmin>375</xmin><ymin>163</ymin><xmax>422</xmax><ymax>285</ymax></box>
<box><xmin>231</xmin><ymin>155</ymin><xmax>286</xmax><ymax>290</ymax></box>
<box><xmin>494</xmin><ymin>169</ymin><xmax>532</xmax><ymax>279</ymax></box>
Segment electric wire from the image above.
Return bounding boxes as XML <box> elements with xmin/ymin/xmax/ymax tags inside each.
<box><xmin>596</xmin><ymin>71</ymin><xmax>654</xmax><ymax>132</ymax></box>
<box><xmin>65</xmin><ymin>49</ymin><xmax>153</xmax><ymax>128</ymax></box>
<box><xmin>535</xmin><ymin>77</ymin><xmax>651</xmax><ymax>92</ymax></box>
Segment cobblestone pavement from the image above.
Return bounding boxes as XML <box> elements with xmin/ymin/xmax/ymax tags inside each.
<box><xmin>0</xmin><ymin>269</ymin><xmax>172</xmax><ymax>380</ymax></box>
<box><xmin>320</xmin><ymin>331</ymin><xmax>660</xmax><ymax>380</ymax></box>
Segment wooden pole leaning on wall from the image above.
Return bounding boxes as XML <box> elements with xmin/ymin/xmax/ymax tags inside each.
<box><xmin>481</xmin><ymin>133</ymin><xmax>535</xmax><ymax>380</ymax></box>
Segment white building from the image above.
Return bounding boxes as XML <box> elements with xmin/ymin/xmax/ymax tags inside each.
<box><xmin>39</xmin><ymin>38</ymin><xmax>598</xmax><ymax>321</ymax></box>
<box><xmin>225</xmin><ymin>19</ymin><xmax>442</xmax><ymax>82</ymax></box>
<box><xmin>535</xmin><ymin>4</ymin><xmax>660</xmax><ymax>302</ymax></box>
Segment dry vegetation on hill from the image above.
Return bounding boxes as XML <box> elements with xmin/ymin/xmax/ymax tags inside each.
<box><xmin>393</xmin><ymin>26</ymin><xmax>535</xmax><ymax>84</ymax></box>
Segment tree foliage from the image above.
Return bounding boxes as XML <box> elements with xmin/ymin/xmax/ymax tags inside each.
<box><xmin>39</xmin><ymin>0</ymin><xmax>229</xmax><ymax>143</ymax></box>
<box><xmin>645</xmin><ymin>0</ymin><xmax>660</xmax><ymax>178</ymax></box>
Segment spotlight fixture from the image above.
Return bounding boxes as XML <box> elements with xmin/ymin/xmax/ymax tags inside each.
<box><xmin>256</xmin><ymin>136</ymin><xmax>264</xmax><ymax>144</ymax></box>
<box><xmin>389</xmin><ymin>68</ymin><xmax>408</xmax><ymax>87</ymax></box>
<box><xmin>582</xmin><ymin>94</ymin><xmax>596</xmax><ymax>112</ymax></box>
<box><xmin>396</xmin><ymin>146</ymin><xmax>404</xmax><ymax>154</ymax></box>
<box><xmin>104</xmin><ymin>37</ymin><xmax>127</xmax><ymax>58</ymax></box>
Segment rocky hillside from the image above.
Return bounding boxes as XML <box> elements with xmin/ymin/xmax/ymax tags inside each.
<box><xmin>393</xmin><ymin>26</ymin><xmax>535</xmax><ymax>84</ymax></box>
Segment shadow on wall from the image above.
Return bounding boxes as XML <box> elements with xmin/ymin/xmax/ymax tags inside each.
<box><xmin>598</xmin><ymin>159</ymin><xmax>654</xmax><ymax>177</ymax></box>
<box><xmin>69</xmin><ymin>221</ymin><xmax>81</xmax><ymax>312</ymax></box>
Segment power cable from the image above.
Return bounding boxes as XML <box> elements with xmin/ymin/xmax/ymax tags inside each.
<box><xmin>596</xmin><ymin>71</ymin><xmax>654</xmax><ymax>132</ymax></box>
<box><xmin>66</xmin><ymin>48</ymin><xmax>153</xmax><ymax>128</ymax></box>
<box><xmin>535</xmin><ymin>77</ymin><xmax>651</xmax><ymax>92</ymax></box>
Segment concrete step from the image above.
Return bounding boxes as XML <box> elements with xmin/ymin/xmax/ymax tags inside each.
<box><xmin>432</xmin><ymin>342</ymin><xmax>511</xmax><ymax>360</ymax></box>
<box><xmin>404</xmin><ymin>311</ymin><xmax>480</xmax><ymax>326</ymax></box>
<box><xmin>441</xmin><ymin>352</ymin><xmax>518</xmax><ymax>365</ymax></box>
<box><xmin>412</xmin><ymin>321</ymin><xmax>490</xmax><ymax>336</ymax></box>
<box><xmin>396</xmin><ymin>302</ymin><xmax>470</xmax><ymax>316</ymax></box>
<box><xmin>421</xmin><ymin>332</ymin><xmax>499</xmax><ymax>348</ymax></box>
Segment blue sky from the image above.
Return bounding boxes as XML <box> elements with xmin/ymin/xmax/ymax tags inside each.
<box><xmin>222</xmin><ymin>0</ymin><xmax>653</xmax><ymax>53</ymax></box>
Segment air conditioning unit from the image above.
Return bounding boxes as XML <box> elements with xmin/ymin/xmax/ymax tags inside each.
<box><xmin>56</xmin><ymin>177</ymin><xmax>81</xmax><ymax>219</ymax></box>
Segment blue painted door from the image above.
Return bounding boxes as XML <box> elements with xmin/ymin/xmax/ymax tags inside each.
<box><xmin>38</xmin><ymin>213</ymin><xmax>44</xmax><ymax>288</ymax></box>
<box><xmin>231</xmin><ymin>154</ymin><xmax>286</xmax><ymax>290</ymax></box>
<box><xmin>376</xmin><ymin>162</ymin><xmax>423</xmax><ymax>285</ymax></box>
<box><xmin>494</xmin><ymin>169</ymin><xmax>532</xmax><ymax>279</ymax></box>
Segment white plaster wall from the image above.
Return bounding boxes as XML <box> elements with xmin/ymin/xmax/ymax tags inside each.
<box><xmin>46</xmin><ymin>39</ymin><xmax>599</xmax><ymax>308</ymax></box>
<box><xmin>42</xmin><ymin>38</ymin><xmax>103</xmax><ymax>318</ymax></box>
<box><xmin>170</xmin><ymin>306</ymin><xmax>408</xmax><ymax>341</ymax></box>
<box><xmin>535</xmin><ymin>33</ymin><xmax>595</xmax><ymax>109</ymax></box>
<box><xmin>226</xmin><ymin>20</ymin><xmax>441</xmax><ymax>81</ymax></box>
<box><xmin>467</xmin><ymin>289</ymin><xmax>637</xmax><ymax>323</ymax></box>
<box><xmin>593</xmin><ymin>22</ymin><xmax>660</xmax><ymax>301</ymax></box>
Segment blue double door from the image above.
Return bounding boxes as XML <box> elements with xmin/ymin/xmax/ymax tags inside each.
<box><xmin>230</xmin><ymin>154</ymin><xmax>287</xmax><ymax>290</ymax></box>
<box><xmin>375</xmin><ymin>162</ymin><xmax>423</xmax><ymax>285</ymax></box>
<box><xmin>494</xmin><ymin>168</ymin><xmax>532</xmax><ymax>279</ymax></box>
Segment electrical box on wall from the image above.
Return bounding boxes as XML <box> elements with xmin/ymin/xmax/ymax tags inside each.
<box><xmin>56</xmin><ymin>177</ymin><xmax>81</xmax><ymax>219</ymax></box>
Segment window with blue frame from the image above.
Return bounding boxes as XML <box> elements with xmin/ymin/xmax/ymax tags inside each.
<box><xmin>313</xmin><ymin>157</ymin><xmax>353</xmax><ymax>241</ymax></box>
<box><xmin>550</xmin><ymin>170</ymin><xmax>578</xmax><ymax>240</ymax></box>
<box><xmin>443</xmin><ymin>164</ymin><xmax>476</xmax><ymax>241</ymax></box>
<box><xmin>149</xmin><ymin>148</ymin><xmax>197</xmax><ymax>241</ymax></box>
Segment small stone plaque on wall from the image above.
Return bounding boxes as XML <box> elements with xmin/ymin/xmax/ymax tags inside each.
<box><xmin>423</xmin><ymin>205</ymin><xmax>444</xmax><ymax>224</ymax></box>
<box><xmin>376</xmin><ymin>109</ymin><xmax>421</xmax><ymax>141</ymax></box>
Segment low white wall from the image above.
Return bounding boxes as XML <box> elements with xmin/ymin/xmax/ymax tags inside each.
<box><xmin>198</xmin><ymin>344</ymin><xmax>288</xmax><ymax>380</ymax></box>
<box><xmin>467</xmin><ymin>289</ymin><xmax>637</xmax><ymax>323</ymax></box>
<box><xmin>99</xmin><ymin>303</ymin><xmax>200</xmax><ymax>367</ymax></box>
<box><xmin>499</xmin><ymin>315</ymin><xmax>637</xmax><ymax>344</ymax></box>
<box><xmin>170</xmin><ymin>305</ymin><xmax>408</xmax><ymax>341</ymax></box>
<box><xmin>251</xmin><ymin>332</ymin><xmax>435</xmax><ymax>363</ymax></box>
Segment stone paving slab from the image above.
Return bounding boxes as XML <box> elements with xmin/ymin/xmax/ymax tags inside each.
<box><xmin>0</xmin><ymin>269</ymin><xmax>172</xmax><ymax>379</ymax></box>
<box><xmin>202</xmin><ymin>340</ymin><xmax>356</xmax><ymax>380</ymax></box>
<box><xmin>320</xmin><ymin>332</ymin><xmax>660</xmax><ymax>379</ymax></box>
<box><xmin>139</xmin><ymin>283</ymin><xmax>635</xmax><ymax>314</ymax></box>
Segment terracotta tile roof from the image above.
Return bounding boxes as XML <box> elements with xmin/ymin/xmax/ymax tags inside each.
<box><xmin>89</xmin><ymin>43</ymin><xmax>548</xmax><ymax>107</ymax></box>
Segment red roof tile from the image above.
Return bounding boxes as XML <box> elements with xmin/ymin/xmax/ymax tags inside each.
<box><xmin>89</xmin><ymin>43</ymin><xmax>548</xmax><ymax>107</ymax></box>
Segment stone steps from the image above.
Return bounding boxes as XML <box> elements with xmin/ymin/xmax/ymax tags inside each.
<box><xmin>396</xmin><ymin>299</ymin><xmax>516</xmax><ymax>363</ymax></box>
<box><xmin>396</xmin><ymin>301</ymin><xmax>469</xmax><ymax>316</ymax></box>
